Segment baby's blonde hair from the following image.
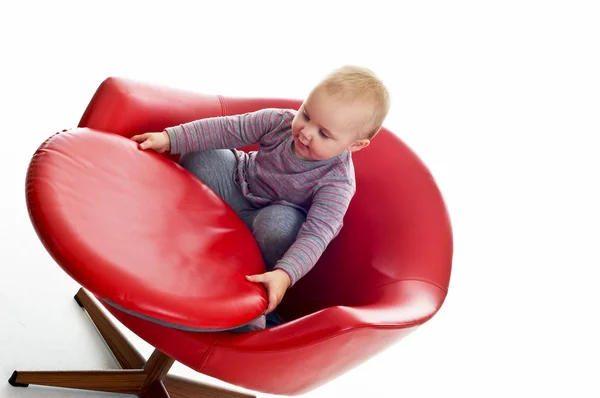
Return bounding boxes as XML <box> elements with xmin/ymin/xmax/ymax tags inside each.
<box><xmin>313</xmin><ymin>65</ymin><xmax>390</xmax><ymax>139</ymax></box>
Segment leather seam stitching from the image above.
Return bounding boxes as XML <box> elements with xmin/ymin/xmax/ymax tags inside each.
<box><xmin>197</xmin><ymin>341</ymin><xmax>218</xmax><ymax>370</ymax></box>
<box><xmin>378</xmin><ymin>277</ymin><xmax>448</xmax><ymax>294</ymax></box>
<box><xmin>217</xmin><ymin>95</ymin><xmax>227</xmax><ymax>116</ymax></box>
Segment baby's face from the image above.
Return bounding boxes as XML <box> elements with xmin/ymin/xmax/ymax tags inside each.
<box><xmin>291</xmin><ymin>86</ymin><xmax>371</xmax><ymax>161</ymax></box>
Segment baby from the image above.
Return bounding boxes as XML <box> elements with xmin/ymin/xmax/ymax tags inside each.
<box><xmin>131</xmin><ymin>65</ymin><xmax>390</xmax><ymax>332</ymax></box>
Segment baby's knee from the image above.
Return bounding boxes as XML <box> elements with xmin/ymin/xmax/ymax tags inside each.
<box><xmin>254</xmin><ymin>208</ymin><xmax>304</xmax><ymax>243</ymax></box>
<box><xmin>252</xmin><ymin>206</ymin><xmax>305</xmax><ymax>264</ymax></box>
<box><xmin>254</xmin><ymin>223</ymin><xmax>296</xmax><ymax>252</ymax></box>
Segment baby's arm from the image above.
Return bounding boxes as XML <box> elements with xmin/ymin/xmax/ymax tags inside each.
<box><xmin>165</xmin><ymin>108</ymin><xmax>287</xmax><ymax>155</ymax></box>
<box><xmin>274</xmin><ymin>179</ymin><xmax>355</xmax><ymax>286</ymax></box>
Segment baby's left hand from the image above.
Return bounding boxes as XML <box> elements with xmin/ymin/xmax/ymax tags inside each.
<box><xmin>246</xmin><ymin>269</ymin><xmax>291</xmax><ymax>315</ymax></box>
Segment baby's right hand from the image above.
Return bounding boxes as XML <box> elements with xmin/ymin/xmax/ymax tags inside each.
<box><xmin>130</xmin><ymin>132</ymin><xmax>171</xmax><ymax>153</ymax></box>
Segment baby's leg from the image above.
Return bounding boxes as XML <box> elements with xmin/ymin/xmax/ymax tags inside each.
<box><xmin>253</xmin><ymin>205</ymin><xmax>306</xmax><ymax>329</ymax></box>
<box><xmin>230</xmin><ymin>205</ymin><xmax>306</xmax><ymax>333</ymax></box>
<box><xmin>179</xmin><ymin>149</ymin><xmax>255</xmax><ymax>229</ymax></box>
<box><xmin>251</xmin><ymin>205</ymin><xmax>307</xmax><ymax>271</ymax></box>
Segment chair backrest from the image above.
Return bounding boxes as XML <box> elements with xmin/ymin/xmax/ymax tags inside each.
<box><xmin>279</xmin><ymin>126</ymin><xmax>453</xmax><ymax>319</ymax></box>
<box><xmin>78</xmin><ymin>77</ymin><xmax>453</xmax><ymax>321</ymax></box>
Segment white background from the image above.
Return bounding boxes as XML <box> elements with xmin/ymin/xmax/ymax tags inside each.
<box><xmin>1</xmin><ymin>1</ymin><xmax>599</xmax><ymax>397</ymax></box>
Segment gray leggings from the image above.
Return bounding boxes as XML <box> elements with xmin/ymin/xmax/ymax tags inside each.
<box><xmin>179</xmin><ymin>149</ymin><xmax>306</xmax><ymax>330</ymax></box>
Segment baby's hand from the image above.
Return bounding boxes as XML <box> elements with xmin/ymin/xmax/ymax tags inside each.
<box><xmin>246</xmin><ymin>269</ymin><xmax>291</xmax><ymax>315</ymax></box>
<box><xmin>130</xmin><ymin>132</ymin><xmax>171</xmax><ymax>153</ymax></box>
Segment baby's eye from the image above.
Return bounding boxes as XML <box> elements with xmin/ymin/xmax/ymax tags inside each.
<box><xmin>303</xmin><ymin>112</ymin><xmax>310</xmax><ymax>121</ymax></box>
<box><xmin>319</xmin><ymin>130</ymin><xmax>329</xmax><ymax>139</ymax></box>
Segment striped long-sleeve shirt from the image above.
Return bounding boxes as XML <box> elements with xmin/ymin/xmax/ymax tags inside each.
<box><xmin>164</xmin><ymin>108</ymin><xmax>356</xmax><ymax>286</ymax></box>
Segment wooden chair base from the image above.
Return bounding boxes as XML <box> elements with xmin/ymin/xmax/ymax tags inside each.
<box><xmin>9</xmin><ymin>288</ymin><xmax>255</xmax><ymax>398</ymax></box>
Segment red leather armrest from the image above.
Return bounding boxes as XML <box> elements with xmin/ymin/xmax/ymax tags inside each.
<box><xmin>221</xmin><ymin>279</ymin><xmax>446</xmax><ymax>350</ymax></box>
<box><xmin>78</xmin><ymin>77</ymin><xmax>223</xmax><ymax>137</ymax></box>
<box><xmin>344</xmin><ymin>279</ymin><xmax>447</xmax><ymax>326</ymax></box>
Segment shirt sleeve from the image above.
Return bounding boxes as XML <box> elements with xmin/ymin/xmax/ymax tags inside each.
<box><xmin>274</xmin><ymin>178</ymin><xmax>355</xmax><ymax>286</ymax></box>
<box><xmin>164</xmin><ymin>108</ymin><xmax>286</xmax><ymax>154</ymax></box>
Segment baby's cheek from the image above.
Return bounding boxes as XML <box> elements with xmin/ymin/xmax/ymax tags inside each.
<box><xmin>311</xmin><ymin>147</ymin><xmax>328</xmax><ymax>161</ymax></box>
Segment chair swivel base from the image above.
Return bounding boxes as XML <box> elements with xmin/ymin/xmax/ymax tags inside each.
<box><xmin>9</xmin><ymin>288</ymin><xmax>255</xmax><ymax>398</ymax></box>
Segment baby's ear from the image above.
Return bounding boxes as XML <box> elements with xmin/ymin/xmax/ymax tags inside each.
<box><xmin>349</xmin><ymin>138</ymin><xmax>370</xmax><ymax>153</ymax></box>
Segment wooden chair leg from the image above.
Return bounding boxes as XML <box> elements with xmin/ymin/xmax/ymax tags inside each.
<box><xmin>9</xmin><ymin>288</ymin><xmax>256</xmax><ymax>398</ymax></box>
<box><xmin>139</xmin><ymin>350</ymin><xmax>176</xmax><ymax>396</ymax></box>
<box><xmin>75</xmin><ymin>287</ymin><xmax>146</xmax><ymax>369</ymax></box>
<box><xmin>143</xmin><ymin>380</ymin><xmax>171</xmax><ymax>398</ymax></box>
<box><xmin>9</xmin><ymin>350</ymin><xmax>177</xmax><ymax>397</ymax></box>
<box><xmin>9</xmin><ymin>369</ymin><xmax>147</xmax><ymax>394</ymax></box>
<box><xmin>164</xmin><ymin>374</ymin><xmax>256</xmax><ymax>398</ymax></box>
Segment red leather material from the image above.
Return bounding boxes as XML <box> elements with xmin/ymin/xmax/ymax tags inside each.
<box><xmin>78</xmin><ymin>78</ymin><xmax>224</xmax><ymax>139</ymax></box>
<box><xmin>28</xmin><ymin>77</ymin><xmax>453</xmax><ymax>395</ymax></box>
<box><xmin>103</xmin><ymin>279</ymin><xmax>445</xmax><ymax>395</ymax></box>
<box><xmin>25</xmin><ymin>129</ymin><xmax>267</xmax><ymax>330</ymax></box>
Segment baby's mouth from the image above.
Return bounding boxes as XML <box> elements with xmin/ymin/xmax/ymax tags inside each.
<box><xmin>296</xmin><ymin>138</ymin><xmax>308</xmax><ymax>150</ymax></box>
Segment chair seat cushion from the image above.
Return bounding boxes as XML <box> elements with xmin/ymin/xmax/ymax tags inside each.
<box><xmin>26</xmin><ymin>128</ymin><xmax>268</xmax><ymax>331</ymax></box>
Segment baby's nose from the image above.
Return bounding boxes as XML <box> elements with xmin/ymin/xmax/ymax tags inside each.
<box><xmin>301</xmin><ymin>127</ymin><xmax>315</xmax><ymax>140</ymax></box>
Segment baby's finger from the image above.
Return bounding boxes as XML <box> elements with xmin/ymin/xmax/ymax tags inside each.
<box><xmin>265</xmin><ymin>292</ymin><xmax>278</xmax><ymax>315</ymax></box>
<box><xmin>246</xmin><ymin>274</ymin><xmax>265</xmax><ymax>283</ymax></box>
<box><xmin>138</xmin><ymin>139</ymin><xmax>152</xmax><ymax>150</ymax></box>
<box><xmin>130</xmin><ymin>134</ymin><xmax>145</xmax><ymax>142</ymax></box>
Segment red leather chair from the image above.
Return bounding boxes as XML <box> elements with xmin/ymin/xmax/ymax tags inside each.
<box><xmin>10</xmin><ymin>77</ymin><xmax>453</xmax><ymax>397</ymax></box>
